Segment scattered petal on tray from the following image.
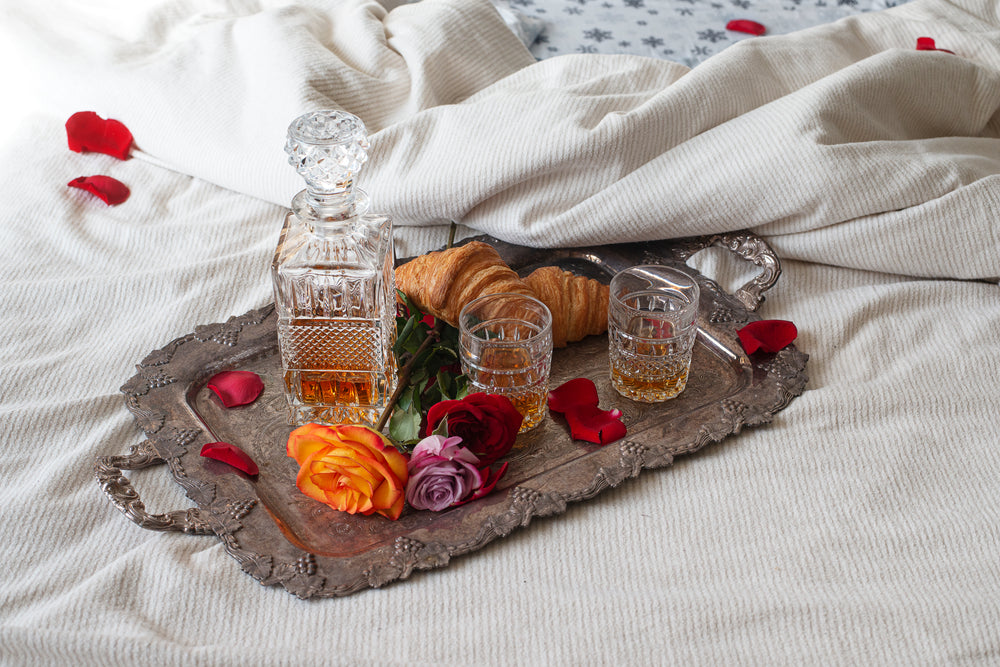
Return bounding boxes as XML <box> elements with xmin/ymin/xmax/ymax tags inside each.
<box><xmin>206</xmin><ymin>370</ymin><xmax>264</xmax><ymax>407</ymax></box>
<box><xmin>547</xmin><ymin>377</ymin><xmax>600</xmax><ymax>413</ymax></box>
<box><xmin>737</xmin><ymin>319</ymin><xmax>798</xmax><ymax>354</ymax></box>
<box><xmin>200</xmin><ymin>441</ymin><xmax>259</xmax><ymax>476</ymax></box>
<box><xmin>548</xmin><ymin>378</ymin><xmax>626</xmax><ymax>446</ymax></box>
<box><xmin>562</xmin><ymin>404</ymin><xmax>627</xmax><ymax>445</ymax></box>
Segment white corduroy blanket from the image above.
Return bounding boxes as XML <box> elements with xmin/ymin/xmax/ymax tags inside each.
<box><xmin>1</xmin><ymin>0</ymin><xmax>999</xmax><ymax>664</ymax></box>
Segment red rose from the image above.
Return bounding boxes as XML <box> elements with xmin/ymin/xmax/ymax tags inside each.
<box><xmin>425</xmin><ymin>393</ymin><xmax>523</xmax><ymax>465</ymax></box>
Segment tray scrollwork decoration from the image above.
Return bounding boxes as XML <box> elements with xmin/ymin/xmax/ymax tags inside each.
<box><xmin>95</xmin><ymin>231</ymin><xmax>808</xmax><ymax>598</ymax></box>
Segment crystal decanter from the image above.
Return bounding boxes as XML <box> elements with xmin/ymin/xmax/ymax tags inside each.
<box><xmin>271</xmin><ymin>110</ymin><xmax>397</xmax><ymax>427</ymax></box>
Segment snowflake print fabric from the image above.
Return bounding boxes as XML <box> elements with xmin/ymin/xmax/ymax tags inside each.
<box><xmin>512</xmin><ymin>0</ymin><xmax>893</xmax><ymax>68</ymax></box>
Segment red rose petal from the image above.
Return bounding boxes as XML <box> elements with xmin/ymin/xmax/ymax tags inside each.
<box><xmin>548</xmin><ymin>378</ymin><xmax>625</xmax><ymax>445</ymax></box>
<box><xmin>67</xmin><ymin>175</ymin><xmax>130</xmax><ymax>205</ymax></box>
<box><xmin>456</xmin><ymin>462</ymin><xmax>509</xmax><ymax>506</ymax></box>
<box><xmin>547</xmin><ymin>377</ymin><xmax>600</xmax><ymax>413</ymax></box>
<box><xmin>726</xmin><ymin>19</ymin><xmax>766</xmax><ymax>36</ymax></box>
<box><xmin>65</xmin><ymin>111</ymin><xmax>133</xmax><ymax>160</ymax></box>
<box><xmin>563</xmin><ymin>405</ymin><xmax>627</xmax><ymax>445</ymax></box>
<box><xmin>476</xmin><ymin>461</ymin><xmax>507</xmax><ymax>497</ymax></box>
<box><xmin>206</xmin><ymin>370</ymin><xmax>264</xmax><ymax>407</ymax></box>
<box><xmin>737</xmin><ymin>319</ymin><xmax>798</xmax><ymax>354</ymax></box>
<box><xmin>915</xmin><ymin>36</ymin><xmax>955</xmax><ymax>54</ymax></box>
<box><xmin>200</xmin><ymin>441</ymin><xmax>259</xmax><ymax>476</ymax></box>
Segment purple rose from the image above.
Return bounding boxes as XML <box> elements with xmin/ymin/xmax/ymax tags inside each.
<box><xmin>405</xmin><ymin>435</ymin><xmax>484</xmax><ymax>511</ymax></box>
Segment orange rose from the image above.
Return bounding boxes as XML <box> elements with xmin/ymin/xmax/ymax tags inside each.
<box><xmin>287</xmin><ymin>423</ymin><xmax>409</xmax><ymax>521</ymax></box>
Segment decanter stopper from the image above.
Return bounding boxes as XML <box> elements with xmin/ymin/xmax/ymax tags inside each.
<box><xmin>284</xmin><ymin>110</ymin><xmax>370</xmax><ymax>213</ymax></box>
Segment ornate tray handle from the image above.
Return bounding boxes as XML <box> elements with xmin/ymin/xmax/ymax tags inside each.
<box><xmin>94</xmin><ymin>440</ymin><xmax>213</xmax><ymax>534</ymax></box>
<box><xmin>673</xmin><ymin>230</ymin><xmax>781</xmax><ymax>312</ymax></box>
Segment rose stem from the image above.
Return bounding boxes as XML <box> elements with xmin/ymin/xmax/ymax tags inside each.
<box><xmin>375</xmin><ymin>321</ymin><xmax>444</xmax><ymax>432</ymax></box>
<box><xmin>375</xmin><ymin>223</ymin><xmax>457</xmax><ymax>433</ymax></box>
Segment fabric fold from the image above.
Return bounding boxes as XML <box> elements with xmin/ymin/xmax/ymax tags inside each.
<box><xmin>4</xmin><ymin>0</ymin><xmax>535</xmax><ymax>207</ymax></box>
<box><xmin>4</xmin><ymin>0</ymin><xmax>998</xmax><ymax>280</ymax></box>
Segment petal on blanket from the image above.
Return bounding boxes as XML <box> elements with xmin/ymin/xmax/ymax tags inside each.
<box><xmin>67</xmin><ymin>175</ymin><xmax>130</xmax><ymax>205</ymax></box>
<box><xmin>726</xmin><ymin>19</ymin><xmax>766</xmax><ymax>36</ymax></box>
<box><xmin>915</xmin><ymin>36</ymin><xmax>955</xmax><ymax>54</ymax></box>
<box><xmin>65</xmin><ymin>111</ymin><xmax>133</xmax><ymax>160</ymax></box>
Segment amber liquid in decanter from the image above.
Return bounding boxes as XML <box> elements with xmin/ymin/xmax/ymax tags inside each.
<box><xmin>278</xmin><ymin>317</ymin><xmax>395</xmax><ymax>424</ymax></box>
<box><xmin>271</xmin><ymin>111</ymin><xmax>397</xmax><ymax>427</ymax></box>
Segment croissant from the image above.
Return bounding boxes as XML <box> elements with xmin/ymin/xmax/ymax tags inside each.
<box><xmin>524</xmin><ymin>266</ymin><xmax>609</xmax><ymax>348</ymax></box>
<box><xmin>394</xmin><ymin>241</ymin><xmax>535</xmax><ymax>326</ymax></box>
<box><xmin>396</xmin><ymin>241</ymin><xmax>610</xmax><ymax>349</ymax></box>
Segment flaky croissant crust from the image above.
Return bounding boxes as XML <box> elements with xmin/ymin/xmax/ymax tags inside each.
<box><xmin>395</xmin><ymin>241</ymin><xmax>609</xmax><ymax>348</ymax></box>
<box><xmin>524</xmin><ymin>266</ymin><xmax>609</xmax><ymax>348</ymax></box>
<box><xmin>395</xmin><ymin>241</ymin><xmax>535</xmax><ymax>326</ymax></box>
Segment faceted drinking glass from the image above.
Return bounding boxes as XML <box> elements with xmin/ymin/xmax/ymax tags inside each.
<box><xmin>608</xmin><ymin>265</ymin><xmax>700</xmax><ymax>402</ymax></box>
<box><xmin>459</xmin><ymin>293</ymin><xmax>553</xmax><ymax>432</ymax></box>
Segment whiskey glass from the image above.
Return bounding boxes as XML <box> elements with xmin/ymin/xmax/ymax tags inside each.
<box><xmin>608</xmin><ymin>265</ymin><xmax>700</xmax><ymax>402</ymax></box>
<box><xmin>459</xmin><ymin>293</ymin><xmax>553</xmax><ymax>432</ymax></box>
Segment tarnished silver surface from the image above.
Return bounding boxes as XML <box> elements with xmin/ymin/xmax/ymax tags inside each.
<box><xmin>97</xmin><ymin>232</ymin><xmax>807</xmax><ymax>598</ymax></box>
<box><xmin>670</xmin><ymin>231</ymin><xmax>782</xmax><ymax>311</ymax></box>
<box><xmin>94</xmin><ymin>438</ymin><xmax>214</xmax><ymax>534</ymax></box>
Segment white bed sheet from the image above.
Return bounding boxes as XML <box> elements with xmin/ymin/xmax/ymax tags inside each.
<box><xmin>1</xmin><ymin>0</ymin><xmax>999</xmax><ymax>664</ymax></box>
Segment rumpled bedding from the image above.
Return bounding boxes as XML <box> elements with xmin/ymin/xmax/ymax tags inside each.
<box><xmin>1</xmin><ymin>0</ymin><xmax>999</xmax><ymax>664</ymax></box>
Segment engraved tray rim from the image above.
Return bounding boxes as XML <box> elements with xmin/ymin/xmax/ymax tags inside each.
<box><xmin>96</xmin><ymin>233</ymin><xmax>808</xmax><ymax>599</ymax></box>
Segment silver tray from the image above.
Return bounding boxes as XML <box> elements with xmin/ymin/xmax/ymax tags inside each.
<box><xmin>95</xmin><ymin>232</ymin><xmax>807</xmax><ymax>598</ymax></box>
